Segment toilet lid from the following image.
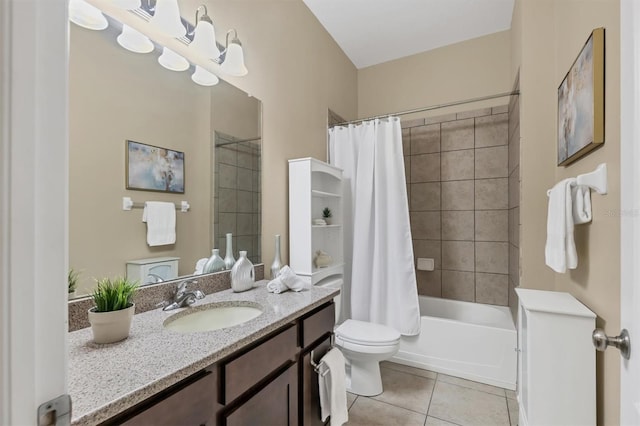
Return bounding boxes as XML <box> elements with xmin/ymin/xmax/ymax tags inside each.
<box><xmin>335</xmin><ymin>319</ymin><xmax>401</xmax><ymax>346</ymax></box>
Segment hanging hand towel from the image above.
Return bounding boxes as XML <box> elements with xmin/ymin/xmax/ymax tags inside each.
<box><xmin>142</xmin><ymin>201</ymin><xmax>176</xmax><ymax>246</ymax></box>
<box><xmin>318</xmin><ymin>348</ymin><xmax>348</xmax><ymax>426</ymax></box>
<box><xmin>572</xmin><ymin>185</ymin><xmax>592</xmax><ymax>224</ymax></box>
<box><xmin>545</xmin><ymin>179</ymin><xmax>578</xmax><ymax>273</ymax></box>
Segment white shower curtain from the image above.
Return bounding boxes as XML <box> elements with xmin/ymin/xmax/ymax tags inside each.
<box><xmin>329</xmin><ymin>117</ymin><xmax>420</xmax><ymax>336</ymax></box>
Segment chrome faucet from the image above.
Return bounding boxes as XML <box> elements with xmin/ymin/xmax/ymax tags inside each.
<box><xmin>161</xmin><ymin>279</ymin><xmax>205</xmax><ymax>311</ymax></box>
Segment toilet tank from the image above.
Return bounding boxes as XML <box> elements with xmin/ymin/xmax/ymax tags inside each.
<box><xmin>316</xmin><ymin>277</ymin><xmax>343</xmax><ymax>324</ymax></box>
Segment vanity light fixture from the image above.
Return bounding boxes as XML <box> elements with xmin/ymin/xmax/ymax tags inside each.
<box><xmin>219</xmin><ymin>29</ymin><xmax>248</xmax><ymax>77</ymax></box>
<box><xmin>189</xmin><ymin>5</ymin><xmax>221</xmax><ymax>60</ymax></box>
<box><xmin>117</xmin><ymin>25</ymin><xmax>154</xmax><ymax>53</ymax></box>
<box><xmin>112</xmin><ymin>0</ymin><xmax>142</xmax><ymax>9</ymax></box>
<box><xmin>158</xmin><ymin>47</ymin><xmax>190</xmax><ymax>72</ymax></box>
<box><xmin>192</xmin><ymin>65</ymin><xmax>220</xmax><ymax>86</ymax></box>
<box><xmin>69</xmin><ymin>0</ymin><xmax>108</xmax><ymax>31</ymax></box>
<box><xmin>149</xmin><ymin>0</ymin><xmax>186</xmax><ymax>38</ymax></box>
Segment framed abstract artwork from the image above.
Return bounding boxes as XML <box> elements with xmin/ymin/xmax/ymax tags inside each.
<box><xmin>557</xmin><ymin>27</ymin><xmax>605</xmax><ymax>166</ymax></box>
<box><xmin>126</xmin><ymin>140</ymin><xmax>185</xmax><ymax>193</ymax></box>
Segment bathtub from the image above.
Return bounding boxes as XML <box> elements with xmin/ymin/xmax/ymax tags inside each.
<box><xmin>391</xmin><ymin>295</ymin><xmax>517</xmax><ymax>390</ymax></box>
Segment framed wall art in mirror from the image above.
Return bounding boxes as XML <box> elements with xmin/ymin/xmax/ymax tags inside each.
<box><xmin>126</xmin><ymin>140</ymin><xmax>185</xmax><ymax>193</ymax></box>
<box><xmin>557</xmin><ymin>27</ymin><xmax>605</xmax><ymax>166</ymax></box>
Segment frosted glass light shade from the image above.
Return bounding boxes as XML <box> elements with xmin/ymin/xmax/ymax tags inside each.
<box><xmin>158</xmin><ymin>47</ymin><xmax>189</xmax><ymax>72</ymax></box>
<box><xmin>150</xmin><ymin>0</ymin><xmax>185</xmax><ymax>38</ymax></box>
<box><xmin>221</xmin><ymin>42</ymin><xmax>248</xmax><ymax>77</ymax></box>
<box><xmin>69</xmin><ymin>0</ymin><xmax>108</xmax><ymax>31</ymax></box>
<box><xmin>190</xmin><ymin>20</ymin><xmax>221</xmax><ymax>60</ymax></box>
<box><xmin>117</xmin><ymin>25</ymin><xmax>154</xmax><ymax>53</ymax></box>
<box><xmin>191</xmin><ymin>66</ymin><xmax>219</xmax><ymax>86</ymax></box>
<box><xmin>112</xmin><ymin>0</ymin><xmax>141</xmax><ymax>9</ymax></box>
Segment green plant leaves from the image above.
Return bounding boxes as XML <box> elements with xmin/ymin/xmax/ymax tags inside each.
<box><xmin>92</xmin><ymin>277</ymin><xmax>139</xmax><ymax>312</ymax></box>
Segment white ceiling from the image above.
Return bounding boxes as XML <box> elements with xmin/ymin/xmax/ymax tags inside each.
<box><xmin>302</xmin><ymin>0</ymin><xmax>515</xmax><ymax>69</ymax></box>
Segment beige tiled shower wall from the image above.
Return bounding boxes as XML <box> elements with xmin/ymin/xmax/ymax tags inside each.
<box><xmin>403</xmin><ymin>105</ymin><xmax>510</xmax><ymax>306</ymax></box>
<box><xmin>508</xmin><ymin>89</ymin><xmax>521</xmax><ymax>319</ymax></box>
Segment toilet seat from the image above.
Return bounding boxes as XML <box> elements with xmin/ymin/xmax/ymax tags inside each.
<box><xmin>335</xmin><ymin>319</ymin><xmax>400</xmax><ymax>346</ymax></box>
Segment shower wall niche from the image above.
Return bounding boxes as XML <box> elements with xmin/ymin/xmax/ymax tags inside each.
<box><xmin>403</xmin><ymin>106</ymin><xmax>510</xmax><ymax>306</ymax></box>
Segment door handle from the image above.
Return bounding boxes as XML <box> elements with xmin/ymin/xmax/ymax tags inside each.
<box><xmin>592</xmin><ymin>328</ymin><xmax>630</xmax><ymax>359</ymax></box>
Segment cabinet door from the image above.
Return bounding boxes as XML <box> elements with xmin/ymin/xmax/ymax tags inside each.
<box><xmin>224</xmin><ymin>364</ymin><xmax>298</xmax><ymax>426</ymax></box>
<box><xmin>301</xmin><ymin>335</ymin><xmax>332</xmax><ymax>426</ymax></box>
<box><xmin>119</xmin><ymin>371</ymin><xmax>216</xmax><ymax>426</ymax></box>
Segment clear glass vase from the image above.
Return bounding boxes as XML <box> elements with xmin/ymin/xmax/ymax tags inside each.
<box><xmin>231</xmin><ymin>251</ymin><xmax>255</xmax><ymax>292</ymax></box>
<box><xmin>270</xmin><ymin>234</ymin><xmax>283</xmax><ymax>278</ymax></box>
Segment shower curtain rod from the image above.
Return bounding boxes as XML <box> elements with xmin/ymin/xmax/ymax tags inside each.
<box><xmin>332</xmin><ymin>90</ymin><xmax>520</xmax><ymax>127</ymax></box>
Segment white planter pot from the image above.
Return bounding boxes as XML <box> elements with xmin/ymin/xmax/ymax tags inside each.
<box><xmin>88</xmin><ymin>304</ymin><xmax>135</xmax><ymax>344</ymax></box>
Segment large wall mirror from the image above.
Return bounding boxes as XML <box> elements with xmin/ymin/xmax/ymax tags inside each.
<box><xmin>69</xmin><ymin>22</ymin><xmax>262</xmax><ymax>297</ymax></box>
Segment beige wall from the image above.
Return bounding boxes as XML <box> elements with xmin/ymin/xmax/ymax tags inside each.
<box><xmin>69</xmin><ymin>25</ymin><xmax>213</xmax><ymax>294</ymax></box>
<box><xmin>513</xmin><ymin>1</ymin><xmax>621</xmax><ymax>424</ymax></box>
<box><xmin>358</xmin><ymin>31</ymin><xmax>512</xmax><ymax>120</ymax></box>
<box><xmin>181</xmin><ymin>0</ymin><xmax>358</xmax><ymax>270</ymax></box>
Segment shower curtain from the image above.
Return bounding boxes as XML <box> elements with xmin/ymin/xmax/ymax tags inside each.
<box><xmin>329</xmin><ymin>117</ymin><xmax>420</xmax><ymax>336</ymax></box>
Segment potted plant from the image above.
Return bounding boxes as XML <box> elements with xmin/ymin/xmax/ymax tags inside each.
<box><xmin>322</xmin><ymin>207</ymin><xmax>332</xmax><ymax>225</ymax></box>
<box><xmin>88</xmin><ymin>277</ymin><xmax>139</xmax><ymax>344</ymax></box>
<box><xmin>68</xmin><ymin>268</ymin><xmax>79</xmax><ymax>299</ymax></box>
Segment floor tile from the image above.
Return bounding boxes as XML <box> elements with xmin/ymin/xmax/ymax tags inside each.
<box><xmin>428</xmin><ymin>381</ymin><xmax>510</xmax><ymax>426</ymax></box>
<box><xmin>507</xmin><ymin>396</ymin><xmax>519</xmax><ymax>426</ymax></box>
<box><xmin>505</xmin><ymin>389</ymin><xmax>517</xmax><ymax>400</ymax></box>
<box><xmin>381</xmin><ymin>361</ymin><xmax>438</xmax><ymax>379</ymax></box>
<box><xmin>437</xmin><ymin>374</ymin><xmax>506</xmax><ymax>397</ymax></box>
<box><xmin>347</xmin><ymin>392</ymin><xmax>358</xmax><ymax>409</ymax></box>
<box><xmin>372</xmin><ymin>366</ymin><xmax>435</xmax><ymax>414</ymax></box>
<box><xmin>426</xmin><ymin>416</ymin><xmax>461</xmax><ymax>426</ymax></box>
<box><xmin>346</xmin><ymin>397</ymin><xmax>427</xmax><ymax>426</ymax></box>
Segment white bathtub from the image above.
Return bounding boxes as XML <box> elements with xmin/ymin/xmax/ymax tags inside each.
<box><xmin>391</xmin><ymin>295</ymin><xmax>517</xmax><ymax>390</ymax></box>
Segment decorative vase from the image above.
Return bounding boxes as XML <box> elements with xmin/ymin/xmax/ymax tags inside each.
<box><xmin>231</xmin><ymin>251</ymin><xmax>255</xmax><ymax>292</ymax></box>
<box><xmin>203</xmin><ymin>248</ymin><xmax>225</xmax><ymax>273</ymax></box>
<box><xmin>270</xmin><ymin>234</ymin><xmax>283</xmax><ymax>278</ymax></box>
<box><xmin>88</xmin><ymin>304</ymin><xmax>135</xmax><ymax>344</ymax></box>
<box><xmin>323</xmin><ymin>217</ymin><xmax>331</xmax><ymax>225</ymax></box>
<box><xmin>314</xmin><ymin>250</ymin><xmax>332</xmax><ymax>268</ymax></box>
<box><xmin>224</xmin><ymin>233</ymin><xmax>236</xmax><ymax>270</ymax></box>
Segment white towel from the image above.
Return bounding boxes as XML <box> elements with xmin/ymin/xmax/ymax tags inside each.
<box><xmin>142</xmin><ymin>201</ymin><xmax>176</xmax><ymax>246</ymax></box>
<box><xmin>318</xmin><ymin>348</ymin><xmax>348</xmax><ymax>426</ymax></box>
<box><xmin>572</xmin><ymin>185</ymin><xmax>592</xmax><ymax>224</ymax></box>
<box><xmin>194</xmin><ymin>257</ymin><xmax>208</xmax><ymax>275</ymax></box>
<box><xmin>545</xmin><ymin>178</ymin><xmax>578</xmax><ymax>273</ymax></box>
<box><xmin>266</xmin><ymin>265</ymin><xmax>311</xmax><ymax>294</ymax></box>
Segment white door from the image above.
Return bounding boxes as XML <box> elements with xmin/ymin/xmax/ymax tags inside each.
<box><xmin>0</xmin><ymin>0</ymin><xmax>69</xmax><ymax>424</ymax></box>
<box><xmin>620</xmin><ymin>1</ymin><xmax>640</xmax><ymax>424</ymax></box>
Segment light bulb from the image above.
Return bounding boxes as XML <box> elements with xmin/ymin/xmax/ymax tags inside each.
<box><xmin>117</xmin><ymin>25</ymin><xmax>154</xmax><ymax>53</ymax></box>
<box><xmin>158</xmin><ymin>47</ymin><xmax>189</xmax><ymax>72</ymax></box>
<box><xmin>191</xmin><ymin>66</ymin><xmax>219</xmax><ymax>86</ymax></box>
<box><xmin>69</xmin><ymin>0</ymin><xmax>108</xmax><ymax>31</ymax></box>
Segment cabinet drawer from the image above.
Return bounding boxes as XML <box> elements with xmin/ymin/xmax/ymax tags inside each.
<box><xmin>300</xmin><ymin>303</ymin><xmax>334</xmax><ymax>348</ymax></box>
<box><xmin>120</xmin><ymin>372</ymin><xmax>215</xmax><ymax>426</ymax></box>
<box><xmin>223</xmin><ymin>324</ymin><xmax>298</xmax><ymax>403</ymax></box>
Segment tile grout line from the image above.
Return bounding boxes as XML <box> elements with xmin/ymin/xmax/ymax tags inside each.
<box><xmin>424</xmin><ymin>372</ymin><xmax>439</xmax><ymax>423</ymax></box>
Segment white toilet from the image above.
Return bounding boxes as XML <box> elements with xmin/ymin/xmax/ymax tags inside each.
<box><xmin>320</xmin><ymin>279</ymin><xmax>401</xmax><ymax>397</ymax></box>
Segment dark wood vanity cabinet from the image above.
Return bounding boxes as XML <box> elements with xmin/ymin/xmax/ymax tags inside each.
<box><xmin>105</xmin><ymin>302</ymin><xmax>334</xmax><ymax>426</ymax></box>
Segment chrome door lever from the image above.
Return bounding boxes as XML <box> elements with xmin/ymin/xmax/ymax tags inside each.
<box><xmin>592</xmin><ymin>328</ymin><xmax>630</xmax><ymax>359</ymax></box>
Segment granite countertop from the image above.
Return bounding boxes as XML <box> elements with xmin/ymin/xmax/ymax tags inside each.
<box><xmin>69</xmin><ymin>281</ymin><xmax>339</xmax><ymax>425</ymax></box>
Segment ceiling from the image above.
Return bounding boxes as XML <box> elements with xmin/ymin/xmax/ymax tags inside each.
<box><xmin>302</xmin><ymin>0</ymin><xmax>515</xmax><ymax>69</ymax></box>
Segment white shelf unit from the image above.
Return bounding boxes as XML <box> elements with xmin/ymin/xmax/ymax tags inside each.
<box><xmin>515</xmin><ymin>288</ymin><xmax>596</xmax><ymax>426</ymax></box>
<box><xmin>126</xmin><ymin>256</ymin><xmax>179</xmax><ymax>284</ymax></box>
<box><xmin>288</xmin><ymin>158</ymin><xmax>344</xmax><ymax>285</ymax></box>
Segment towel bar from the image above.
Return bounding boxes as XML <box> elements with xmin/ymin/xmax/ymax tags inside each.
<box><xmin>546</xmin><ymin>163</ymin><xmax>608</xmax><ymax>197</ymax></box>
<box><xmin>309</xmin><ymin>334</ymin><xmax>335</xmax><ymax>377</ymax></box>
<box><xmin>122</xmin><ymin>197</ymin><xmax>190</xmax><ymax>212</ymax></box>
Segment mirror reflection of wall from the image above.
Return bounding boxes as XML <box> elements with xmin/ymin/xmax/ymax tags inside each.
<box><xmin>69</xmin><ymin>23</ymin><xmax>261</xmax><ymax>297</ymax></box>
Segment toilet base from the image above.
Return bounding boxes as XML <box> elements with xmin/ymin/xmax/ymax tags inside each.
<box><xmin>347</xmin><ymin>359</ymin><xmax>383</xmax><ymax>396</ymax></box>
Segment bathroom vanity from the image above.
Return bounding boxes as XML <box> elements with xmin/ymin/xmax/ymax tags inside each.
<box><xmin>68</xmin><ymin>284</ymin><xmax>338</xmax><ymax>426</ymax></box>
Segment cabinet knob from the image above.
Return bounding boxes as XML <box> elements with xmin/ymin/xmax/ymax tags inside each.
<box><xmin>592</xmin><ymin>328</ymin><xmax>630</xmax><ymax>359</ymax></box>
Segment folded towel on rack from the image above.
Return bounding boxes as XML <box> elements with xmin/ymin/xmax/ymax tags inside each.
<box><xmin>266</xmin><ymin>265</ymin><xmax>310</xmax><ymax>294</ymax></box>
<box><xmin>194</xmin><ymin>257</ymin><xmax>208</xmax><ymax>275</ymax></box>
<box><xmin>572</xmin><ymin>185</ymin><xmax>592</xmax><ymax>224</ymax></box>
<box><xmin>545</xmin><ymin>178</ymin><xmax>578</xmax><ymax>273</ymax></box>
<box><xmin>318</xmin><ymin>348</ymin><xmax>348</xmax><ymax>426</ymax></box>
<box><xmin>142</xmin><ymin>201</ymin><xmax>176</xmax><ymax>246</ymax></box>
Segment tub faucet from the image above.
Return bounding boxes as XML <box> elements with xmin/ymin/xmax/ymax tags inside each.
<box><xmin>161</xmin><ymin>279</ymin><xmax>205</xmax><ymax>311</ymax></box>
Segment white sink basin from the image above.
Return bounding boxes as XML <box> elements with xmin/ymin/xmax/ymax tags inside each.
<box><xmin>163</xmin><ymin>302</ymin><xmax>263</xmax><ymax>333</ymax></box>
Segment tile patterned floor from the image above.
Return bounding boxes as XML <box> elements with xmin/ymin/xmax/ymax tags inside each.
<box><xmin>344</xmin><ymin>362</ymin><xmax>518</xmax><ymax>426</ymax></box>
